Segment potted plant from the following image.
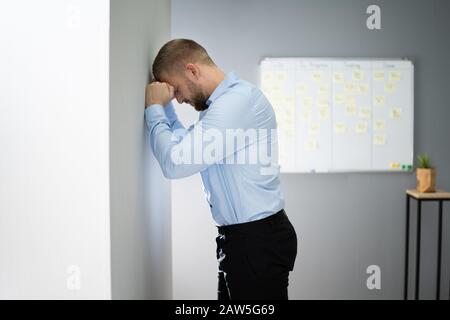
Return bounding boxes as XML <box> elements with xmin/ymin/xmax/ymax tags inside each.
<box><xmin>416</xmin><ymin>154</ymin><xmax>436</xmax><ymax>193</ymax></box>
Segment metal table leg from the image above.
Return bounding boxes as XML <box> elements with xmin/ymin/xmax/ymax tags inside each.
<box><xmin>436</xmin><ymin>200</ymin><xmax>443</xmax><ymax>300</ymax></box>
<box><xmin>404</xmin><ymin>194</ymin><xmax>410</xmax><ymax>300</ymax></box>
<box><xmin>415</xmin><ymin>200</ymin><xmax>422</xmax><ymax>300</ymax></box>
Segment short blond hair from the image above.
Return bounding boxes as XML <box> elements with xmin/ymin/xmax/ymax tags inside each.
<box><xmin>152</xmin><ymin>39</ymin><xmax>215</xmax><ymax>81</ymax></box>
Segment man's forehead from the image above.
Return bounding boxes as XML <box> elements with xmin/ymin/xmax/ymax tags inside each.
<box><xmin>160</xmin><ymin>72</ymin><xmax>184</xmax><ymax>86</ymax></box>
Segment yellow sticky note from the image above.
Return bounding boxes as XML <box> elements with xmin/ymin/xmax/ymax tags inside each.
<box><xmin>359</xmin><ymin>84</ymin><xmax>369</xmax><ymax>95</ymax></box>
<box><xmin>334</xmin><ymin>123</ymin><xmax>347</xmax><ymax>134</ymax></box>
<box><xmin>374</xmin><ymin>95</ymin><xmax>385</xmax><ymax>107</ymax></box>
<box><xmin>285</xmin><ymin>107</ymin><xmax>294</xmax><ymax>118</ymax></box>
<box><xmin>276</xmin><ymin>72</ymin><xmax>286</xmax><ymax>82</ymax></box>
<box><xmin>301</xmin><ymin>109</ymin><xmax>312</xmax><ymax>120</ymax></box>
<box><xmin>345</xmin><ymin>105</ymin><xmax>356</xmax><ymax>116</ymax></box>
<box><xmin>296</xmin><ymin>83</ymin><xmax>307</xmax><ymax>94</ymax></box>
<box><xmin>285</xmin><ymin>96</ymin><xmax>295</xmax><ymax>104</ymax></box>
<box><xmin>390</xmin><ymin>162</ymin><xmax>400</xmax><ymax>169</ymax></box>
<box><xmin>312</xmin><ymin>71</ymin><xmax>323</xmax><ymax>83</ymax></box>
<box><xmin>352</xmin><ymin>70</ymin><xmax>364</xmax><ymax>82</ymax></box>
<box><xmin>390</xmin><ymin>107</ymin><xmax>402</xmax><ymax>119</ymax></box>
<box><xmin>374</xmin><ymin>119</ymin><xmax>385</xmax><ymax>131</ymax></box>
<box><xmin>317</xmin><ymin>98</ymin><xmax>329</xmax><ymax>108</ymax></box>
<box><xmin>308</xmin><ymin>123</ymin><xmax>321</xmax><ymax>136</ymax></box>
<box><xmin>272</xmin><ymin>84</ymin><xmax>282</xmax><ymax>92</ymax></box>
<box><xmin>355</xmin><ymin>122</ymin><xmax>368</xmax><ymax>134</ymax></box>
<box><xmin>344</xmin><ymin>83</ymin><xmax>357</xmax><ymax>94</ymax></box>
<box><xmin>334</xmin><ymin>94</ymin><xmax>345</xmax><ymax>105</ymax></box>
<box><xmin>390</xmin><ymin>71</ymin><xmax>401</xmax><ymax>82</ymax></box>
<box><xmin>304</xmin><ymin>138</ymin><xmax>318</xmax><ymax>152</ymax></box>
<box><xmin>319</xmin><ymin>107</ymin><xmax>330</xmax><ymax>120</ymax></box>
<box><xmin>302</xmin><ymin>96</ymin><xmax>313</xmax><ymax>107</ymax></box>
<box><xmin>318</xmin><ymin>84</ymin><xmax>329</xmax><ymax>95</ymax></box>
<box><xmin>374</xmin><ymin>134</ymin><xmax>386</xmax><ymax>145</ymax></box>
<box><xmin>333</xmin><ymin>72</ymin><xmax>344</xmax><ymax>84</ymax></box>
<box><xmin>359</xmin><ymin>107</ymin><xmax>371</xmax><ymax>119</ymax></box>
<box><xmin>385</xmin><ymin>82</ymin><xmax>396</xmax><ymax>93</ymax></box>
<box><xmin>262</xmin><ymin>72</ymin><xmax>273</xmax><ymax>82</ymax></box>
<box><xmin>373</xmin><ymin>70</ymin><xmax>385</xmax><ymax>82</ymax></box>
<box><xmin>345</xmin><ymin>95</ymin><xmax>356</xmax><ymax>106</ymax></box>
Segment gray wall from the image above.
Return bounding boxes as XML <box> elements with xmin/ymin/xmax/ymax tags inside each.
<box><xmin>171</xmin><ymin>0</ymin><xmax>450</xmax><ymax>299</ymax></box>
<box><xmin>0</xmin><ymin>0</ymin><xmax>111</xmax><ymax>299</ymax></box>
<box><xmin>110</xmin><ymin>0</ymin><xmax>172</xmax><ymax>299</ymax></box>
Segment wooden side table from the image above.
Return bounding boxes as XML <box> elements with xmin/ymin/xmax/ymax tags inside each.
<box><xmin>404</xmin><ymin>189</ymin><xmax>450</xmax><ymax>300</ymax></box>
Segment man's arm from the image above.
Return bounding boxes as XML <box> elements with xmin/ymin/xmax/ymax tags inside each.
<box><xmin>145</xmin><ymin>104</ymin><xmax>207</xmax><ymax>179</ymax></box>
<box><xmin>145</xmin><ymin>82</ymin><xmax>255</xmax><ymax>179</ymax></box>
<box><xmin>145</xmin><ymin>81</ymin><xmax>205</xmax><ymax>179</ymax></box>
<box><xmin>163</xmin><ymin>101</ymin><xmax>185</xmax><ymax>131</ymax></box>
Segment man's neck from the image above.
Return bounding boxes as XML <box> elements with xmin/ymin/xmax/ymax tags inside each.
<box><xmin>205</xmin><ymin>67</ymin><xmax>226</xmax><ymax>97</ymax></box>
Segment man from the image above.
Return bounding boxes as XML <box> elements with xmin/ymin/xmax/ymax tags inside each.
<box><xmin>145</xmin><ymin>39</ymin><xmax>297</xmax><ymax>300</ymax></box>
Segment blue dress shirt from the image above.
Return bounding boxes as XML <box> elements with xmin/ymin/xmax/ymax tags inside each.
<box><xmin>145</xmin><ymin>72</ymin><xmax>284</xmax><ymax>226</ymax></box>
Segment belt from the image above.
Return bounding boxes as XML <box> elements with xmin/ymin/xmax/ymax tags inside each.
<box><xmin>217</xmin><ymin>209</ymin><xmax>287</xmax><ymax>234</ymax></box>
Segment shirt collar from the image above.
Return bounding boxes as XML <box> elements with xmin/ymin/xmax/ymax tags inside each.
<box><xmin>206</xmin><ymin>71</ymin><xmax>239</xmax><ymax>106</ymax></box>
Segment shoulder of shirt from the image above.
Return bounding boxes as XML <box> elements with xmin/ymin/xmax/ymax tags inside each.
<box><xmin>216</xmin><ymin>79</ymin><xmax>262</xmax><ymax>104</ymax></box>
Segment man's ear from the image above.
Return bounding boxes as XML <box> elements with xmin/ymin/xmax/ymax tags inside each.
<box><xmin>185</xmin><ymin>63</ymin><xmax>200</xmax><ymax>81</ymax></box>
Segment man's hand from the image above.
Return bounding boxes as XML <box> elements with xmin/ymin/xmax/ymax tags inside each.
<box><xmin>145</xmin><ymin>81</ymin><xmax>175</xmax><ymax>108</ymax></box>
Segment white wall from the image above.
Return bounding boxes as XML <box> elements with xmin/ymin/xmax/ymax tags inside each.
<box><xmin>0</xmin><ymin>0</ymin><xmax>173</xmax><ymax>300</ymax></box>
<box><xmin>110</xmin><ymin>0</ymin><xmax>172</xmax><ymax>299</ymax></box>
<box><xmin>0</xmin><ymin>0</ymin><xmax>111</xmax><ymax>299</ymax></box>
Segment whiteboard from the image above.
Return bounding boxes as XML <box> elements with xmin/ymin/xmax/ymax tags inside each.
<box><xmin>260</xmin><ymin>58</ymin><xmax>414</xmax><ymax>173</ymax></box>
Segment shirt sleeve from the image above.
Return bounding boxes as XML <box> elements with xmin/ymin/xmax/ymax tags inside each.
<box><xmin>164</xmin><ymin>101</ymin><xmax>185</xmax><ymax>131</ymax></box>
<box><xmin>144</xmin><ymin>92</ymin><xmax>256</xmax><ymax>179</ymax></box>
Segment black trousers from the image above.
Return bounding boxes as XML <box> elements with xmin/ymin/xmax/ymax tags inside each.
<box><xmin>216</xmin><ymin>209</ymin><xmax>297</xmax><ymax>300</ymax></box>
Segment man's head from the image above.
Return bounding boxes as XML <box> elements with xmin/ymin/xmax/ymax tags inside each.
<box><xmin>152</xmin><ymin>39</ymin><xmax>223</xmax><ymax>111</ymax></box>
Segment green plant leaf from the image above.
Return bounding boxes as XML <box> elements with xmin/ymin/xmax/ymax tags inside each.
<box><xmin>417</xmin><ymin>153</ymin><xmax>432</xmax><ymax>169</ymax></box>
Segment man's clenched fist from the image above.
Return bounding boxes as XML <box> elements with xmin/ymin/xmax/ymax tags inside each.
<box><xmin>145</xmin><ymin>81</ymin><xmax>175</xmax><ymax>108</ymax></box>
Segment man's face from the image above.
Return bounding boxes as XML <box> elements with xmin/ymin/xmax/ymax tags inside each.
<box><xmin>161</xmin><ymin>71</ymin><xmax>209</xmax><ymax>112</ymax></box>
